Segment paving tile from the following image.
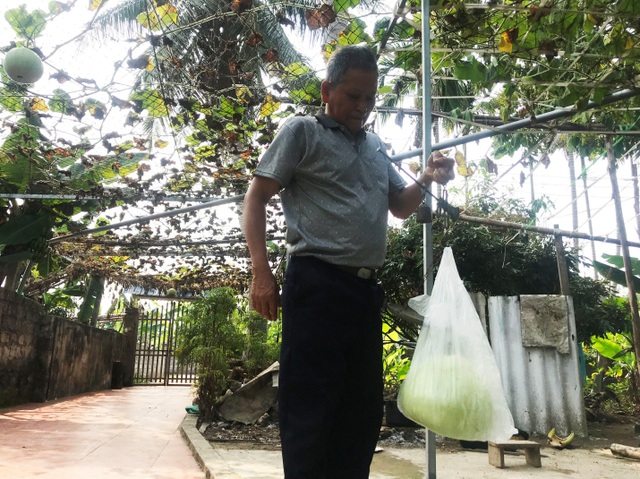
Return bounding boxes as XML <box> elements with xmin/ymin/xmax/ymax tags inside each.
<box><xmin>0</xmin><ymin>386</ymin><xmax>204</xmax><ymax>479</ymax></box>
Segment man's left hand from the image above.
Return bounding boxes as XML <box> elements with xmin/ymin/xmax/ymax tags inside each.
<box><xmin>426</xmin><ymin>150</ymin><xmax>455</xmax><ymax>185</ymax></box>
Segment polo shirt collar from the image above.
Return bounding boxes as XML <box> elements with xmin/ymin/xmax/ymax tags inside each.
<box><xmin>315</xmin><ymin>112</ymin><xmax>367</xmax><ymax>143</ymax></box>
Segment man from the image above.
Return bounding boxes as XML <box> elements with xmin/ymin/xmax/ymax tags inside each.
<box><xmin>243</xmin><ymin>45</ymin><xmax>455</xmax><ymax>478</ymax></box>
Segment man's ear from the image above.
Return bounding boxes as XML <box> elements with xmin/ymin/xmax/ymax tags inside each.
<box><xmin>320</xmin><ymin>80</ymin><xmax>331</xmax><ymax>103</ymax></box>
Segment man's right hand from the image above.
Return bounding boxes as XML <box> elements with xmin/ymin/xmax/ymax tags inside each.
<box><xmin>250</xmin><ymin>269</ymin><xmax>281</xmax><ymax>321</ymax></box>
<box><xmin>243</xmin><ymin>176</ymin><xmax>283</xmax><ymax>321</ymax></box>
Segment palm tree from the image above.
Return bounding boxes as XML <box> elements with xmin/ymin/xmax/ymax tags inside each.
<box><xmin>88</xmin><ymin>0</ymin><xmax>364</xmax><ymax>106</ymax></box>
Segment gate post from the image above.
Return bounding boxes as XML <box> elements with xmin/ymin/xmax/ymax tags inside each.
<box><xmin>122</xmin><ymin>307</ymin><xmax>139</xmax><ymax>387</ymax></box>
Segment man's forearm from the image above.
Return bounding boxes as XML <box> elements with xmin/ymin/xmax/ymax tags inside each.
<box><xmin>243</xmin><ymin>195</ymin><xmax>271</xmax><ymax>273</ymax></box>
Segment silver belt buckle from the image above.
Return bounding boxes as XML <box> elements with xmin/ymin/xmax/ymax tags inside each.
<box><xmin>356</xmin><ymin>267</ymin><xmax>373</xmax><ymax>280</ymax></box>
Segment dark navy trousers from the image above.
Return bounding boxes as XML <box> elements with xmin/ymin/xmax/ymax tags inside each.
<box><xmin>279</xmin><ymin>255</ymin><xmax>385</xmax><ymax>479</ymax></box>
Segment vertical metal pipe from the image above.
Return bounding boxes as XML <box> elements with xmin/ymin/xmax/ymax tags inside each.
<box><xmin>143</xmin><ymin>310</ymin><xmax>151</xmax><ymax>383</ymax></box>
<box><xmin>421</xmin><ymin>0</ymin><xmax>437</xmax><ymax>477</ymax></box>
<box><xmin>147</xmin><ymin>309</ymin><xmax>156</xmax><ymax>383</ymax></box>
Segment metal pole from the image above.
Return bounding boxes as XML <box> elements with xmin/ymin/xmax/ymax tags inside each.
<box><xmin>421</xmin><ymin>1</ymin><xmax>437</xmax><ymax>477</ymax></box>
<box><xmin>49</xmin><ymin>194</ymin><xmax>245</xmax><ymax>244</ymax></box>
<box><xmin>390</xmin><ymin>87</ymin><xmax>640</xmax><ymax>163</ymax></box>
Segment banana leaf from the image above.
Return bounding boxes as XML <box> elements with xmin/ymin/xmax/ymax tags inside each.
<box><xmin>0</xmin><ymin>212</ymin><xmax>53</xmax><ymax>245</ymax></box>
<box><xmin>601</xmin><ymin>253</ymin><xmax>640</xmax><ymax>276</ymax></box>
<box><xmin>0</xmin><ymin>250</ymin><xmax>34</xmax><ymax>263</ymax></box>
<box><xmin>593</xmin><ymin>260</ymin><xmax>640</xmax><ymax>290</ymax></box>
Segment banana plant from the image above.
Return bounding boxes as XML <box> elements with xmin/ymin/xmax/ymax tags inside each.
<box><xmin>590</xmin><ymin>332</ymin><xmax>638</xmax><ymax>406</ymax></box>
<box><xmin>77</xmin><ymin>274</ymin><xmax>106</xmax><ymax>325</ymax></box>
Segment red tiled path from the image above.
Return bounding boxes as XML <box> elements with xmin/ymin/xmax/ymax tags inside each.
<box><xmin>0</xmin><ymin>386</ymin><xmax>204</xmax><ymax>479</ymax></box>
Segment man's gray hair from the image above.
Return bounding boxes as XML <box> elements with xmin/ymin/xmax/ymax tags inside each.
<box><xmin>326</xmin><ymin>45</ymin><xmax>378</xmax><ymax>85</ymax></box>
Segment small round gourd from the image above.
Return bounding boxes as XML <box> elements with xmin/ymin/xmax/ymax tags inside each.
<box><xmin>3</xmin><ymin>47</ymin><xmax>44</xmax><ymax>84</ymax></box>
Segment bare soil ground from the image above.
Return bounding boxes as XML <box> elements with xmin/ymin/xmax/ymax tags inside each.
<box><xmin>200</xmin><ymin>411</ymin><xmax>640</xmax><ymax>479</ymax></box>
<box><xmin>202</xmin><ymin>410</ymin><xmax>640</xmax><ymax>453</ymax></box>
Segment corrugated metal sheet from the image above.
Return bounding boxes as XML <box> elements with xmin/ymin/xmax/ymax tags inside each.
<box><xmin>488</xmin><ymin>295</ymin><xmax>588</xmax><ymax>438</ymax></box>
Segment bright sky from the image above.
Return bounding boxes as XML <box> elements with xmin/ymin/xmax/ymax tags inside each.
<box><xmin>2</xmin><ymin>0</ymin><xmax>638</xmax><ymax>273</ymax></box>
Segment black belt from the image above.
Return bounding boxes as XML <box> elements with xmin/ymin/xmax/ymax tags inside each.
<box><xmin>333</xmin><ymin>264</ymin><xmax>378</xmax><ymax>280</ymax></box>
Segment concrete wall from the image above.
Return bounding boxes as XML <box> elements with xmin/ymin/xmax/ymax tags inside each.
<box><xmin>46</xmin><ymin>319</ymin><xmax>124</xmax><ymax>400</ymax></box>
<box><xmin>0</xmin><ymin>288</ymin><xmax>126</xmax><ymax>408</ymax></box>
<box><xmin>0</xmin><ymin>288</ymin><xmax>45</xmax><ymax>406</ymax></box>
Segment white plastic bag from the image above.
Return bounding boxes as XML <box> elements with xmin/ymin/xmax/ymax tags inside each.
<box><xmin>397</xmin><ymin>247</ymin><xmax>516</xmax><ymax>442</ymax></box>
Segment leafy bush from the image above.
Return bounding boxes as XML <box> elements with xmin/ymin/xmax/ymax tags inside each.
<box><xmin>584</xmin><ymin>332</ymin><xmax>638</xmax><ymax>414</ymax></box>
<box><xmin>176</xmin><ymin>287</ymin><xmax>281</xmax><ymax>422</ymax></box>
<box><xmin>241</xmin><ymin>310</ymin><xmax>281</xmax><ymax>376</ymax></box>
<box><xmin>382</xmin><ymin>317</ymin><xmax>411</xmax><ymax>399</ymax></box>
<box><xmin>176</xmin><ymin>288</ymin><xmax>246</xmax><ymax>422</ymax></box>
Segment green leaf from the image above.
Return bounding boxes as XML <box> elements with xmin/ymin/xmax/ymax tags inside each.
<box><xmin>591</xmin><ymin>337</ymin><xmax>623</xmax><ymax>360</ymax></box>
<box><xmin>0</xmin><ymin>72</ymin><xmax>28</xmax><ymax>111</ymax></box>
<box><xmin>217</xmin><ymin>97</ymin><xmax>238</xmax><ymax>118</ymax></box>
<box><xmin>0</xmin><ymin>121</ymin><xmax>48</xmax><ymax>190</ymax></box>
<box><xmin>136</xmin><ymin>3</ymin><xmax>178</xmax><ymax>31</ymax></box>
<box><xmin>591</xmin><ymin>88</ymin><xmax>608</xmax><ymax>105</ymax></box>
<box><xmin>373</xmin><ymin>18</ymin><xmax>390</xmax><ymax>42</ymax></box>
<box><xmin>453</xmin><ymin>58</ymin><xmax>486</xmax><ymax>83</ymax></box>
<box><xmin>0</xmin><ymin>213</ymin><xmax>53</xmax><ymax>246</ymax></box>
<box><xmin>290</xmin><ymin>88</ymin><xmax>316</xmax><ymax>104</ymax></box>
<box><xmin>77</xmin><ymin>152</ymin><xmax>147</xmax><ymax>185</ymax></box>
<box><xmin>284</xmin><ymin>62</ymin><xmax>311</xmax><ymax>78</ymax></box>
<box><xmin>338</xmin><ymin>19</ymin><xmax>372</xmax><ymax>46</ymax></box>
<box><xmin>0</xmin><ymin>250</ymin><xmax>34</xmax><ymax>263</ymax></box>
<box><xmin>129</xmin><ymin>89</ymin><xmax>169</xmax><ymax>117</ymax></box>
<box><xmin>195</xmin><ymin>145</ymin><xmax>217</xmax><ymax>162</ymax></box>
<box><xmin>4</xmin><ymin>6</ymin><xmax>47</xmax><ymax>40</ymax></box>
<box><xmin>49</xmin><ymin>89</ymin><xmax>75</xmax><ymax>114</ymax></box>
<box><xmin>35</xmin><ymin>249</ymin><xmax>51</xmax><ymax>277</ymax></box>
<box><xmin>48</xmin><ymin>2</ymin><xmax>64</xmax><ymax>14</ymax></box>
<box><xmin>394</xmin><ymin>20</ymin><xmax>416</xmax><ymax>40</ymax></box>
<box><xmin>601</xmin><ymin>253</ymin><xmax>640</xmax><ymax>276</ymax></box>
<box><xmin>333</xmin><ymin>0</ymin><xmax>360</xmax><ymax>14</ymax></box>
<box><xmin>84</xmin><ymin>98</ymin><xmax>107</xmax><ymax>119</ymax></box>
<box><xmin>616</xmin><ymin>0</ymin><xmax>640</xmax><ymax>15</ymax></box>
<box><xmin>593</xmin><ymin>260</ymin><xmax>640</xmax><ymax>290</ymax></box>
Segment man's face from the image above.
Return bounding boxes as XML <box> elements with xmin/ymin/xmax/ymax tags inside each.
<box><xmin>321</xmin><ymin>69</ymin><xmax>378</xmax><ymax>134</ymax></box>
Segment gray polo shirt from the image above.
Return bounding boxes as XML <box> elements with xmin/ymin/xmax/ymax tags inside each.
<box><xmin>254</xmin><ymin>113</ymin><xmax>407</xmax><ymax>268</ymax></box>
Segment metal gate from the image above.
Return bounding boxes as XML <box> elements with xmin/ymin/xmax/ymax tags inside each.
<box><xmin>134</xmin><ymin>301</ymin><xmax>197</xmax><ymax>385</ymax></box>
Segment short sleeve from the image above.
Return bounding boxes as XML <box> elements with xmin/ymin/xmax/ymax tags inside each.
<box><xmin>253</xmin><ymin>118</ymin><xmax>307</xmax><ymax>188</ymax></box>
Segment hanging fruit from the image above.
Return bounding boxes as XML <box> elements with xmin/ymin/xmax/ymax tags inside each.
<box><xmin>3</xmin><ymin>47</ymin><xmax>44</xmax><ymax>84</ymax></box>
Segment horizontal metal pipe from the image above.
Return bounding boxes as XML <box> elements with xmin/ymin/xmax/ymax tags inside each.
<box><xmin>0</xmin><ymin>193</ymin><xmax>224</xmax><ymax>202</ymax></box>
<box><xmin>390</xmin><ymin>87</ymin><xmax>640</xmax><ymax>162</ymax></box>
<box><xmin>459</xmin><ymin>214</ymin><xmax>639</xmax><ymax>249</ymax></box>
<box><xmin>49</xmin><ymin>194</ymin><xmax>245</xmax><ymax>244</ymax></box>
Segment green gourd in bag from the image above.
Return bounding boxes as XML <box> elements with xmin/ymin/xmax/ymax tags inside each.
<box><xmin>397</xmin><ymin>247</ymin><xmax>516</xmax><ymax>441</ymax></box>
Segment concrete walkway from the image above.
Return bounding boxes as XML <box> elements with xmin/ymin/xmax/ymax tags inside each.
<box><xmin>0</xmin><ymin>386</ymin><xmax>203</xmax><ymax>479</ymax></box>
<box><xmin>2</xmin><ymin>387</ymin><xmax>640</xmax><ymax>479</ymax></box>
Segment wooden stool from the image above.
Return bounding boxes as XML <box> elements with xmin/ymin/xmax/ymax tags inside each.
<box><xmin>488</xmin><ymin>440</ymin><xmax>542</xmax><ymax>468</ymax></box>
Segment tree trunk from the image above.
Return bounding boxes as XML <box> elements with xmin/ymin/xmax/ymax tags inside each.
<box><xmin>606</xmin><ymin>137</ymin><xmax>640</xmax><ymax>382</ymax></box>
<box><xmin>632</xmin><ymin>158</ymin><xmax>639</xmax><ymax>241</ymax></box>
<box><xmin>581</xmin><ymin>155</ymin><xmax>598</xmax><ymax>279</ymax></box>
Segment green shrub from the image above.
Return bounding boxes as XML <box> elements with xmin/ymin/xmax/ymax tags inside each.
<box><xmin>176</xmin><ymin>288</ymin><xmax>245</xmax><ymax>422</ymax></box>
